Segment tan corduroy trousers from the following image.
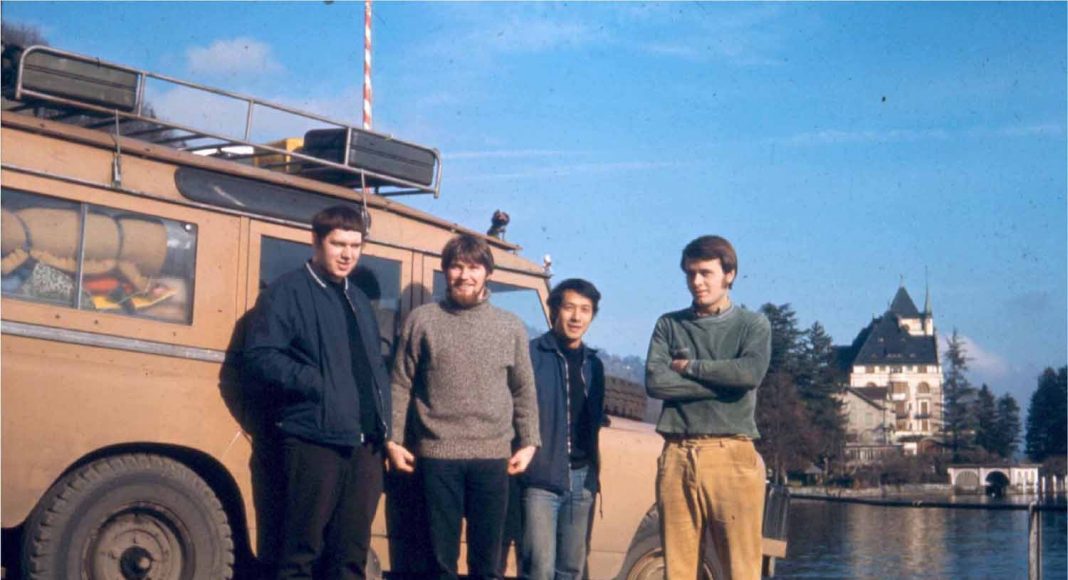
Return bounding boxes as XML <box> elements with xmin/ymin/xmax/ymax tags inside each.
<box><xmin>656</xmin><ymin>437</ymin><xmax>765</xmax><ymax>580</ymax></box>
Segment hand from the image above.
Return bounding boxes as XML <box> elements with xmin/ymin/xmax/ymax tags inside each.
<box><xmin>508</xmin><ymin>445</ymin><xmax>537</xmax><ymax>475</ymax></box>
<box><xmin>670</xmin><ymin>359</ymin><xmax>690</xmax><ymax>374</ymax></box>
<box><xmin>385</xmin><ymin>441</ymin><xmax>416</xmax><ymax>473</ymax></box>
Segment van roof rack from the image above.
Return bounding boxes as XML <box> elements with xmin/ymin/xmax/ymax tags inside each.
<box><xmin>1</xmin><ymin>44</ymin><xmax>442</xmax><ymax>198</ymax></box>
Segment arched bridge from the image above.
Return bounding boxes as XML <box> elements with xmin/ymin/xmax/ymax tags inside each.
<box><xmin>947</xmin><ymin>465</ymin><xmax>1039</xmax><ymax>494</ymax></box>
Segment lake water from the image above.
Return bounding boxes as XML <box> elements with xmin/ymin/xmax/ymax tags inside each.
<box><xmin>775</xmin><ymin>498</ymin><xmax>1067</xmax><ymax>579</ymax></box>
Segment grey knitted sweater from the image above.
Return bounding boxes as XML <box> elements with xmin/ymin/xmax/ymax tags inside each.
<box><xmin>390</xmin><ymin>297</ymin><xmax>541</xmax><ymax>459</ymax></box>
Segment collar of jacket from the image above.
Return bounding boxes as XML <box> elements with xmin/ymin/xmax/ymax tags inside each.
<box><xmin>534</xmin><ymin>330</ymin><xmax>598</xmax><ymax>357</ymax></box>
<box><xmin>305</xmin><ymin>260</ymin><xmax>348</xmax><ymax>292</ymax></box>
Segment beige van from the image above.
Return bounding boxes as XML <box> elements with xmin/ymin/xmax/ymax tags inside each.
<box><xmin>0</xmin><ymin>44</ymin><xmax>708</xmax><ymax>580</ymax></box>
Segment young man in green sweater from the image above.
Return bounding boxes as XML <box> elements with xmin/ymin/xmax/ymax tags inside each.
<box><xmin>645</xmin><ymin>235</ymin><xmax>772</xmax><ymax>580</ymax></box>
<box><xmin>387</xmin><ymin>233</ymin><xmax>540</xmax><ymax>580</ymax></box>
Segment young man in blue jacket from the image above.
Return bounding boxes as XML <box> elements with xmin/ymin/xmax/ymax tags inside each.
<box><xmin>521</xmin><ymin>278</ymin><xmax>605</xmax><ymax>580</ymax></box>
<box><xmin>244</xmin><ymin>205</ymin><xmax>392</xmax><ymax>580</ymax></box>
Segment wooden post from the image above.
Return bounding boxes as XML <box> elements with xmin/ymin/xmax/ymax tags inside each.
<box><xmin>1028</xmin><ymin>502</ymin><xmax>1042</xmax><ymax>580</ymax></box>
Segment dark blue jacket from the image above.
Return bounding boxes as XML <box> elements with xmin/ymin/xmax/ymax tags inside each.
<box><xmin>243</xmin><ymin>262</ymin><xmax>391</xmax><ymax>447</ymax></box>
<box><xmin>522</xmin><ymin>331</ymin><xmax>605</xmax><ymax>494</ymax></box>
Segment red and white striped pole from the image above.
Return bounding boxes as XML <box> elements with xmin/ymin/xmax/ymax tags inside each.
<box><xmin>362</xmin><ymin>0</ymin><xmax>373</xmax><ymax>131</ymax></box>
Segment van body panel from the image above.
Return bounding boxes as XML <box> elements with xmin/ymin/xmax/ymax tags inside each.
<box><xmin>0</xmin><ymin>334</ymin><xmax>254</xmax><ymax>527</ymax></box>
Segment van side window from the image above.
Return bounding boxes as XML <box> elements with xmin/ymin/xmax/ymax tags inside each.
<box><xmin>1</xmin><ymin>189</ymin><xmax>197</xmax><ymax>324</ymax></box>
<box><xmin>259</xmin><ymin>236</ymin><xmax>402</xmax><ymax>357</ymax></box>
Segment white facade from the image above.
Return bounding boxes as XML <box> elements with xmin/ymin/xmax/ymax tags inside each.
<box><xmin>850</xmin><ymin>362</ymin><xmax>943</xmax><ymax>438</ymax></box>
<box><xmin>842</xmin><ymin>287</ymin><xmax>945</xmax><ymax>453</ymax></box>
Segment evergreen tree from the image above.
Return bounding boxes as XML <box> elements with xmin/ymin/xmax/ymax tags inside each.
<box><xmin>1025</xmin><ymin>366</ymin><xmax>1068</xmax><ymax>462</ymax></box>
<box><xmin>942</xmin><ymin>329</ymin><xmax>976</xmax><ymax>461</ymax></box>
<box><xmin>993</xmin><ymin>394</ymin><xmax>1021</xmax><ymax>459</ymax></box>
<box><xmin>973</xmin><ymin>384</ymin><xmax>999</xmax><ymax>456</ymax></box>
<box><xmin>796</xmin><ymin>322</ymin><xmax>847</xmax><ymax>474</ymax></box>
<box><xmin>755</xmin><ymin>303</ymin><xmax>819</xmax><ymax>481</ymax></box>
<box><xmin>760</xmin><ymin>303</ymin><xmax>803</xmax><ymax>376</ymax></box>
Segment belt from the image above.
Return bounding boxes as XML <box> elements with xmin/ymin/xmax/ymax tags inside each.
<box><xmin>662</xmin><ymin>433</ymin><xmax>751</xmax><ymax>443</ymax></box>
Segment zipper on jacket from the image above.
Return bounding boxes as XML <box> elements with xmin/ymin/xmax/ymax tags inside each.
<box><xmin>555</xmin><ymin>350</ymin><xmax>573</xmax><ymax>461</ymax></box>
<box><xmin>341</xmin><ymin>290</ymin><xmax>389</xmax><ymax>438</ymax></box>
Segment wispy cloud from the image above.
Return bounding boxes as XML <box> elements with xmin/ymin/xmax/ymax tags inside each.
<box><xmin>452</xmin><ymin>160</ymin><xmax>685</xmax><ymax>182</ymax></box>
<box><xmin>632</xmin><ymin>4</ymin><xmax>795</xmax><ymax>66</ymax></box>
<box><xmin>993</xmin><ymin>123</ymin><xmax>1064</xmax><ymax>138</ymax></box>
<box><xmin>446</xmin><ymin>149</ymin><xmax>576</xmax><ymax>161</ymax></box>
<box><xmin>777</xmin><ymin>128</ymin><xmax>953</xmax><ymax>146</ymax></box>
<box><xmin>481</xmin><ymin>17</ymin><xmax>605</xmax><ymax>53</ymax></box>
<box><xmin>942</xmin><ymin>334</ymin><xmax>1011</xmax><ymax>381</ymax></box>
<box><xmin>419</xmin><ymin>6</ymin><xmax>608</xmax><ymax>59</ymax></box>
<box><xmin>773</xmin><ymin>122</ymin><xmax>1065</xmax><ymax>146</ymax></box>
<box><xmin>186</xmin><ymin>37</ymin><xmax>284</xmax><ymax>78</ymax></box>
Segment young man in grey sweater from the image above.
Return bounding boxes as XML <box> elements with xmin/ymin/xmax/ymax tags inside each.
<box><xmin>387</xmin><ymin>233</ymin><xmax>540</xmax><ymax>580</ymax></box>
<box><xmin>645</xmin><ymin>235</ymin><xmax>772</xmax><ymax>580</ymax></box>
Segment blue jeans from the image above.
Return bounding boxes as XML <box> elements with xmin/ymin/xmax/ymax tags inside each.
<box><xmin>520</xmin><ymin>466</ymin><xmax>596</xmax><ymax>580</ymax></box>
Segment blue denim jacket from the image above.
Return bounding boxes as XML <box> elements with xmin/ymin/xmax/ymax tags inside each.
<box><xmin>522</xmin><ymin>331</ymin><xmax>605</xmax><ymax>494</ymax></box>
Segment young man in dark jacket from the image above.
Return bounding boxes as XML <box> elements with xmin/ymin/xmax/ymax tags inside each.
<box><xmin>244</xmin><ymin>205</ymin><xmax>392</xmax><ymax>580</ymax></box>
<box><xmin>521</xmin><ymin>278</ymin><xmax>605</xmax><ymax>580</ymax></box>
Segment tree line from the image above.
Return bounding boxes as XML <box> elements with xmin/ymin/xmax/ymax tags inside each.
<box><xmin>942</xmin><ymin>330</ymin><xmax>1067</xmax><ymax>470</ymax></box>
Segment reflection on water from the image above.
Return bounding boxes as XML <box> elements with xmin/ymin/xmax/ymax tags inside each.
<box><xmin>777</xmin><ymin>499</ymin><xmax>1067</xmax><ymax>579</ymax></box>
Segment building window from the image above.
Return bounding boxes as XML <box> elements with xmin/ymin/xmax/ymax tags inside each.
<box><xmin>918</xmin><ymin>382</ymin><xmax>931</xmax><ymax>394</ymax></box>
<box><xmin>865</xmin><ymin>365</ymin><xmax>875</xmax><ymax>374</ymax></box>
<box><xmin>890</xmin><ymin>365</ymin><xmax>903</xmax><ymax>373</ymax></box>
<box><xmin>918</xmin><ymin>365</ymin><xmax>927</xmax><ymax>373</ymax></box>
<box><xmin>2</xmin><ymin>188</ymin><xmax>197</xmax><ymax>324</ymax></box>
<box><xmin>891</xmin><ymin>382</ymin><xmax>909</xmax><ymax>395</ymax></box>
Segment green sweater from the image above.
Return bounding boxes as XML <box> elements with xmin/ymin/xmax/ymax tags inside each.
<box><xmin>645</xmin><ymin>305</ymin><xmax>771</xmax><ymax>438</ymax></box>
<box><xmin>391</xmin><ymin>297</ymin><xmax>541</xmax><ymax>459</ymax></box>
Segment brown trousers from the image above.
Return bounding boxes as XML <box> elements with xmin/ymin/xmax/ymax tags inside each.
<box><xmin>656</xmin><ymin>437</ymin><xmax>765</xmax><ymax>580</ymax></box>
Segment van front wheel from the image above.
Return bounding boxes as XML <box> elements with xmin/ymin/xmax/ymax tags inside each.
<box><xmin>22</xmin><ymin>453</ymin><xmax>234</xmax><ymax>580</ymax></box>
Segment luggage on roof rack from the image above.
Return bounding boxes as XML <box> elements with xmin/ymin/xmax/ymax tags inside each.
<box><xmin>2</xmin><ymin>44</ymin><xmax>442</xmax><ymax>197</ymax></box>
<box><xmin>299</xmin><ymin>128</ymin><xmax>437</xmax><ymax>188</ymax></box>
<box><xmin>18</xmin><ymin>47</ymin><xmax>140</xmax><ymax>112</ymax></box>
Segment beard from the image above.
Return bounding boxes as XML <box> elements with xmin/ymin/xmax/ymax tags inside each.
<box><xmin>449</xmin><ymin>285</ymin><xmax>485</xmax><ymax>308</ymax></box>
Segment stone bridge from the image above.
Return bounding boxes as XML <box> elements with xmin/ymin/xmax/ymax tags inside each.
<box><xmin>947</xmin><ymin>465</ymin><xmax>1040</xmax><ymax>493</ymax></box>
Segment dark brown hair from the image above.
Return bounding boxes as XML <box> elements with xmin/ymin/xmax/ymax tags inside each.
<box><xmin>680</xmin><ymin>235</ymin><xmax>738</xmax><ymax>288</ymax></box>
<box><xmin>548</xmin><ymin>278</ymin><xmax>601</xmax><ymax>323</ymax></box>
<box><xmin>441</xmin><ymin>233</ymin><xmax>494</xmax><ymax>273</ymax></box>
<box><xmin>311</xmin><ymin>205</ymin><xmax>367</xmax><ymax>241</ymax></box>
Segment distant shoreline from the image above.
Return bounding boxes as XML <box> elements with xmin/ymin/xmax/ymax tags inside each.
<box><xmin>790</xmin><ymin>486</ymin><xmax>1067</xmax><ymax>511</ymax></box>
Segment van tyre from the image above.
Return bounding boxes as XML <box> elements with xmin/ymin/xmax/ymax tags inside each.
<box><xmin>22</xmin><ymin>453</ymin><xmax>234</xmax><ymax>580</ymax></box>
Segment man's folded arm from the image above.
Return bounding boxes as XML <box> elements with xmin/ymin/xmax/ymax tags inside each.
<box><xmin>644</xmin><ymin>318</ymin><xmax>719</xmax><ymax>402</ymax></box>
<box><xmin>681</xmin><ymin>316</ymin><xmax>772</xmax><ymax>391</ymax></box>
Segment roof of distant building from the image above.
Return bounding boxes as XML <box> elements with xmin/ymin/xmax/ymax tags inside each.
<box><xmin>852</xmin><ymin>314</ymin><xmax>938</xmax><ymax>365</ymax></box>
<box><xmin>889</xmin><ymin>286</ymin><xmax>921</xmax><ymax>318</ymax></box>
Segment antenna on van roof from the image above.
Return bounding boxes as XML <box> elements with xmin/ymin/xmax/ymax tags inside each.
<box><xmin>3</xmin><ymin>44</ymin><xmax>442</xmax><ymax>198</ymax></box>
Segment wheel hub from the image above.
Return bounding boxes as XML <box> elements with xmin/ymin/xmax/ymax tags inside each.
<box><xmin>87</xmin><ymin>509</ymin><xmax>185</xmax><ymax>580</ymax></box>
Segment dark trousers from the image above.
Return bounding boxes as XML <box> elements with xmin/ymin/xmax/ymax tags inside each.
<box><xmin>277</xmin><ymin>436</ymin><xmax>384</xmax><ymax>580</ymax></box>
<box><xmin>420</xmin><ymin>458</ymin><xmax>510</xmax><ymax>580</ymax></box>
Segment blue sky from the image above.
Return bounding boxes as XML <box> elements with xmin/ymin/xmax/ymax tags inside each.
<box><xmin>4</xmin><ymin>1</ymin><xmax>1065</xmax><ymax>405</ymax></box>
